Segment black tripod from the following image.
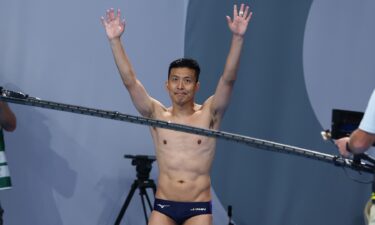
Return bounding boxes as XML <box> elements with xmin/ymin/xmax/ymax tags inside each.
<box><xmin>227</xmin><ymin>205</ymin><xmax>233</xmax><ymax>225</ymax></box>
<box><xmin>114</xmin><ymin>155</ymin><xmax>157</xmax><ymax>225</ymax></box>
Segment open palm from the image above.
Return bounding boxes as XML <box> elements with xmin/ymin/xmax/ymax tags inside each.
<box><xmin>101</xmin><ymin>8</ymin><xmax>125</xmax><ymax>40</ymax></box>
<box><xmin>226</xmin><ymin>4</ymin><xmax>252</xmax><ymax>37</ymax></box>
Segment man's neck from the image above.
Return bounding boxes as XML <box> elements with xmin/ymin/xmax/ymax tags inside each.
<box><xmin>170</xmin><ymin>102</ymin><xmax>196</xmax><ymax>117</ymax></box>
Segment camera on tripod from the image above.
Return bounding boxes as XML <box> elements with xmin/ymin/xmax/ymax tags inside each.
<box><xmin>124</xmin><ymin>155</ymin><xmax>156</xmax><ymax>180</ymax></box>
<box><xmin>115</xmin><ymin>155</ymin><xmax>157</xmax><ymax>225</ymax></box>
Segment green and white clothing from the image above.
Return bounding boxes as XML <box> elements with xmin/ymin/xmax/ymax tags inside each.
<box><xmin>0</xmin><ymin>129</ymin><xmax>11</xmax><ymax>190</ymax></box>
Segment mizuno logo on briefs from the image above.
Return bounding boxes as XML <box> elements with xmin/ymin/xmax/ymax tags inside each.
<box><xmin>190</xmin><ymin>208</ymin><xmax>206</xmax><ymax>211</ymax></box>
<box><xmin>157</xmin><ymin>204</ymin><xmax>170</xmax><ymax>209</ymax></box>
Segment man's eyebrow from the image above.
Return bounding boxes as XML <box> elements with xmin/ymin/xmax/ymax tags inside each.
<box><xmin>170</xmin><ymin>74</ymin><xmax>194</xmax><ymax>79</ymax></box>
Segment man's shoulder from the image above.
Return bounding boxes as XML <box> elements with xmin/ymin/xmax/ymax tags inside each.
<box><xmin>150</xmin><ymin>99</ymin><xmax>167</xmax><ymax>112</ymax></box>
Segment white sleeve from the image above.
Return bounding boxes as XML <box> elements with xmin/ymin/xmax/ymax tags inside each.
<box><xmin>359</xmin><ymin>89</ymin><xmax>375</xmax><ymax>134</ymax></box>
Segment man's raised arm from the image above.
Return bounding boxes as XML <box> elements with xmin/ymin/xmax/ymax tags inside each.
<box><xmin>101</xmin><ymin>8</ymin><xmax>157</xmax><ymax>118</ymax></box>
<box><xmin>209</xmin><ymin>4</ymin><xmax>252</xmax><ymax>120</ymax></box>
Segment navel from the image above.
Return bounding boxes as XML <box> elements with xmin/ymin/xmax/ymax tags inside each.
<box><xmin>197</xmin><ymin>139</ymin><xmax>202</xmax><ymax>145</ymax></box>
<box><xmin>178</xmin><ymin>180</ymin><xmax>185</xmax><ymax>184</ymax></box>
<box><xmin>163</xmin><ymin>140</ymin><xmax>167</xmax><ymax>145</ymax></box>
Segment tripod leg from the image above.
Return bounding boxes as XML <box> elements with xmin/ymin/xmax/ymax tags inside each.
<box><xmin>151</xmin><ymin>182</ymin><xmax>156</xmax><ymax>195</ymax></box>
<box><xmin>139</xmin><ymin>190</ymin><xmax>149</xmax><ymax>225</ymax></box>
<box><xmin>0</xmin><ymin>203</ymin><xmax>3</xmax><ymax>225</ymax></box>
<box><xmin>114</xmin><ymin>181</ymin><xmax>138</xmax><ymax>225</ymax></box>
<box><xmin>143</xmin><ymin>189</ymin><xmax>153</xmax><ymax>212</ymax></box>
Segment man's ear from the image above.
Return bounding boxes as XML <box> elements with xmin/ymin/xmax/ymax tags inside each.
<box><xmin>165</xmin><ymin>80</ymin><xmax>169</xmax><ymax>91</ymax></box>
<box><xmin>195</xmin><ymin>81</ymin><xmax>200</xmax><ymax>91</ymax></box>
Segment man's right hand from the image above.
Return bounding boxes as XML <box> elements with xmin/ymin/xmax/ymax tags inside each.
<box><xmin>335</xmin><ymin>137</ymin><xmax>351</xmax><ymax>157</ymax></box>
<box><xmin>101</xmin><ymin>8</ymin><xmax>125</xmax><ymax>41</ymax></box>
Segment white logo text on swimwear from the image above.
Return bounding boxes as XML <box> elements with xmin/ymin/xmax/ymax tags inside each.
<box><xmin>157</xmin><ymin>204</ymin><xmax>170</xmax><ymax>209</ymax></box>
<box><xmin>190</xmin><ymin>208</ymin><xmax>206</xmax><ymax>211</ymax></box>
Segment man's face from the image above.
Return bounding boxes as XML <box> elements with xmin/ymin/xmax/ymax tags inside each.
<box><xmin>166</xmin><ymin>67</ymin><xmax>199</xmax><ymax>106</ymax></box>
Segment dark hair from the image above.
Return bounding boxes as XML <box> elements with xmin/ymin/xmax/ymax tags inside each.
<box><xmin>168</xmin><ymin>58</ymin><xmax>201</xmax><ymax>82</ymax></box>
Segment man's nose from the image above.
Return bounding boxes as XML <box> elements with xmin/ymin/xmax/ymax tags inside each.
<box><xmin>177</xmin><ymin>80</ymin><xmax>184</xmax><ymax>89</ymax></box>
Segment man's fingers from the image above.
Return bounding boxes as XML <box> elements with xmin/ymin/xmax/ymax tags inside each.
<box><xmin>246</xmin><ymin>11</ymin><xmax>253</xmax><ymax>23</ymax></box>
<box><xmin>100</xmin><ymin>16</ymin><xmax>107</xmax><ymax>26</ymax></box>
<box><xmin>103</xmin><ymin>8</ymin><xmax>125</xmax><ymax>28</ymax></box>
<box><xmin>117</xmin><ymin>8</ymin><xmax>121</xmax><ymax>20</ymax></box>
<box><xmin>226</xmin><ymin>15</ymin><xmax>232</xmax><ymax>26</ymax></box>
<box><xmin>108</xmin><ymin>8</ymin><xmax>115</xmax><ymax>21</ymax></box>
<box><xmin>233</xmin><ymin>4</ymin><xmax>252</xmax><ymax>21</ymax></box>
<box><xmin>243</xmin><ymin>6</ymin><xmax>249</xmax><ymax>18</ymax></box>
<box><xmin>239</xmin><ymin>3</ymin><xmax>245</xmax><ymax>16</ymax></box>
<box><xmin>341</xmin><ymin>150</ymin><xmax>351</xmax><ymax>158</ymax></box>
<box><xmin>106</xmin><ymin>9</ymin><xmax>111</xmax><ymax>22</ymax></box>
<box><xmin>118</xmin><ymin>9</ymin><xmax>126</xmax><ymax>28</ymax></box>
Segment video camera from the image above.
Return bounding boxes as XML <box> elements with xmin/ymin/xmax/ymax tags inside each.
<box><xmin>124</xmin><ymin>155</ymin><xmax>156</xmax><ymax>180</ymax></box>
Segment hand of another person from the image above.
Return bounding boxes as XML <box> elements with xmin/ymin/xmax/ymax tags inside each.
<box><xmin>335</xmin><ymin>137</ymin><xmax>351</xmax><ymax>157</ymax></box>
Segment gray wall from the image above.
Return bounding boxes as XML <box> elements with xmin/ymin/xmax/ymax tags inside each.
<box><xmin>185</xmin><ymin>0</ymin><xmax>375</xmax><ymax>224</ymax></box>
<box><xmin>0</xmin><ymin>0</ymin><xmax>232</xmax><ymax>224</ymax></box>
<box><xmin>0</xmin><ymin>0</ymin><xmax>190</xmax><ymax>225</ymax></box>
<box><xmin>1</xmin><ymin>0</ymin><xmax>375</xmax><ymax>224</ymax></box>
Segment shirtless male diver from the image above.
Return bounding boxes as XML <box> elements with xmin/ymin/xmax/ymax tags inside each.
<box><xmin>101</xmin><ymin>4</ymin><xmax>252</xmax><ymax>225</ymax></box>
